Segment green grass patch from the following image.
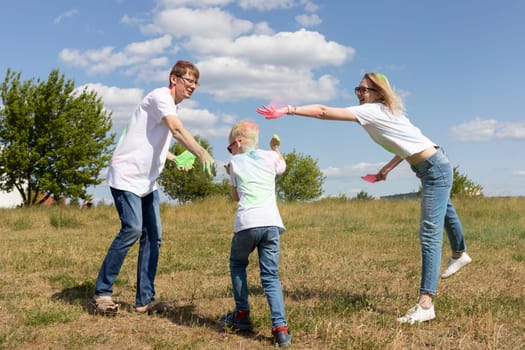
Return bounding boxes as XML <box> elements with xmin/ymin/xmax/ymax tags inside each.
<box><xmin>0</xmin><ymin>197</ymin><xmax>523</xmax><ymax>349</ymax></box>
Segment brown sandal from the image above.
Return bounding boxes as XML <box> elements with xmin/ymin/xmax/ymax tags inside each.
<box><xmin>135</xmin><ymin>300</ymin><xmax>166</xmax><ymax>314</ymax></box>
<box><xmin>92</xmin><ymin>295</ymin><xmax>119</xmax><ymax>316</ymax></box>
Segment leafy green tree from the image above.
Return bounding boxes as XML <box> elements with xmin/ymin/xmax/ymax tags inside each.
<box><xmin>276</xmin><ymin>149</ymin><xmax>325</xmax><ymax>201</ymax></box>
<box><xmin>0</xmin><ymin>68</ymin><xmax>115</xmax><ymax>206</ymax></box>
<box><xmin>158</xmin><ymin>136</ymin><xmax>228</xmax><ymax>203</ymax></box>
<box><xmin>355</xmin><ymin>190</ymin><xmax>374</xmax><ymax>200</ymax></box>
<box><xmin>417</xmin><ymin>165</ymin><xmax>483</xmax><ymax>198</ymax></box>
<box><xmin>450</xmin><ymin>166</ymin><xmax>483</xmax><ymax>198</ymax></box>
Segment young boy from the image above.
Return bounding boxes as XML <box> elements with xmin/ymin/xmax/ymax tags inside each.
<box><xmin>219</xmin><ymin>120</ymin><xmax>291</xmax><ymax>348</ymax></box>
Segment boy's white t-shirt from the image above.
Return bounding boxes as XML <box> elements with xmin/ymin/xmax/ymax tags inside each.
<box><xmin>107</xmin><ymin>87</ymin><xmax>176</xmax><ymax>196</ymax></box>
<box><xmin>229</xmin><ymin>149</ymin><xmax>286</xmax><ymax>233</ymax></box>
<box><xmin>348</xmin><ymin>103</ymin><xmax>436</xmax><ymax>158</ymax></box>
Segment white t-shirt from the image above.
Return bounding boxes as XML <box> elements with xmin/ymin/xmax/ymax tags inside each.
<box><xmin>348</xmin><ymin>103</ymin><xmax>436</xmax><ymax>158</ymax></box>
<box><xmin>229</xmin><ymin>149</ymin><xmax>286</xmax><ymax>233</ymax></box>
<box><xmin>107</xmin><ymin>87</ymin><xmax>176</xmax><ymax>196</ymax></box>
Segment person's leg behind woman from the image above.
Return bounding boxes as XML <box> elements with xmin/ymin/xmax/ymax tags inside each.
<box><xmin>135</xmin><ymin>190</ymin><xmax>162</xmax><ymax>308</ymax></box>
<box><xmin>441</xmin><ymin>198</ymin><xmax>471</xmax><ymax>278</ymax></box>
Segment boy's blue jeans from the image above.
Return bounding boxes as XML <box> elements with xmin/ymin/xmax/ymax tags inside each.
<box><xmin>411</xmin><ymin>148</ymin><xmax>467</xmax><ymax>295</ymax></box>
<box><xmin>95</xmin><ymin>188</ymin><xmax>162</xmax><ymax>307</ymax></box>
<box><xmin>229</xmin><ymin>226</ymin><xmax>287</xmax><ymax>328</ymax></box>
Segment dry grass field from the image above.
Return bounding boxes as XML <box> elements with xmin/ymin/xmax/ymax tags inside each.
<box><xmin>1</xmin><ymin>196</ymin><xmax>524</xmax><ymax>349</ymax></box>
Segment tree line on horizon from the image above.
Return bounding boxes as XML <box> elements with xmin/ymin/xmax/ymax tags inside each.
<box><xmin>0</xmin><ymin>69</ymin><xmax>481</xmax><ymax>207</ymax></box>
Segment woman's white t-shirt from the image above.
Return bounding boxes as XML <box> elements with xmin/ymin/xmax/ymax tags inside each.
<box><xmin>107</xmin><ymin>87</ymin><xmax>176</xmax><ymax>196</ymax></box>
<box><xmin>229</xmin><ymin>149</ymin><xmax>286</xmax><ymax>233</ymax></box>
<box><xmin>348</xmin><ymin>103</ymin><xmax>436</xmax><ymax>158</ymax></box>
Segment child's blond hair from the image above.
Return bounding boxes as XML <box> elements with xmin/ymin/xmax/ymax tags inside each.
<box><xmin>229</xmin><ymin>120</ymin><xmax>259</xmax><ymax>153</ymax></box>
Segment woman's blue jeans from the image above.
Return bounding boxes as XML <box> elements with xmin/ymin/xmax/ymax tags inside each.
<box><xmin>411</xmin><ymin>148</ymin><xmax>467</xmax><ymax>296</ymax></box>
<box><xmin>229</xmin><ymin>226</ymin><xmax>287</xmax><ymax>328</ymax></box>
<box><xmin>95</xmin><ymin>188</ymin><xmax>162</xmax><ymax>307</ymax></box>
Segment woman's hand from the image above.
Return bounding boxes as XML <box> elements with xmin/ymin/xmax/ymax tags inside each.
<box><xmin>256</xmin><ymin>105</ymin><xmax>287</xmax><ymax>119</ymax></box>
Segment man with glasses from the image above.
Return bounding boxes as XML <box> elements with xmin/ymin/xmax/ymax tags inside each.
<box><xmin>93</xmin><ymin>60</ymin><xmax>215</xmax><ymax>315</ymax></box>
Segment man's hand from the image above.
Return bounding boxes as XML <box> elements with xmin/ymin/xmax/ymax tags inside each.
<box><xmin>174</xmin><ymin>150</ymin><xmax>196</xmax><ymax>171</ymax></box>
<box><xmin>200</xmin><ymin>152</ymin><xmax>216</xmax><ymax>177</ymax></box>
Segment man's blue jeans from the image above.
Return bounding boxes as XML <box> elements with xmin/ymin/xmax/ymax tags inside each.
<box><xmin>411</xmin><ymin>148</ymin><xmax>467</xmax><ymax>295</ymax></box>
<box><xmin>95</xmin><ymin>188</ymin><xmax>162</xmax><ymax>307</ymax></box>
<box><xmin>229</xmin><ymin>226</ymin><xmax>287</xmax><ymax>328</ymax></box>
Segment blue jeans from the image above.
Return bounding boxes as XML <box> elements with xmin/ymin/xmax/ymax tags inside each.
<box><xmin>95</xmin><ymin>188</ymin><xmax>162</xmax><ymax>307</ymax></box>
<box><xmin>230</xmin><ymin>226</ymin><xmax>287</xmax><ymax>328</ymax></box>
<box><xmin>411</xmin><ymin>148</ymin><xmax>467</xmax><ymax>296</ymax></box>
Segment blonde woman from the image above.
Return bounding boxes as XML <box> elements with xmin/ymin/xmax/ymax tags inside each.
<box><xmin>257</xmin><ymin>73</ymin><xmax>471</xmax><ymax>324</ymax></box>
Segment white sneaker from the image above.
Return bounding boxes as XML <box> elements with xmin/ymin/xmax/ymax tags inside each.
<box><xmin>441</xmin><ymin>253</ymin><xmax>472</xmax><ymax>279</ymax></box>
<box><xmin>397</xmin><ymin>304</ymin><xmax>435</xmax><ymax>324</ymax></box>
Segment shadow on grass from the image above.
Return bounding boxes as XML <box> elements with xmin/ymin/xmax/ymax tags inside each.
<box><xmin>285</xmin><ymin>286</ymin><xmax>392</xmax><ymax>315</ymax></box>
<box><xmin>50</xmin><ymin>282</ymin><xmax>273</xmax><ymax>343</ymax></box>
<box><xmin>222</xmin><ymin>328</ymin><xmax>274</xmax><ymax>346</ymax></box>
<box><xmin>51</xmin><ymin>282</ymin><xmax>214</xmax><ymax>321</ymax></box>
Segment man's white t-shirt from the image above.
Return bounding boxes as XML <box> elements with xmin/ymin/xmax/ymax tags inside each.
<box><xmin>348</xmin><ymin>103</ymin><xmax>436</xmax><ymax>158</ymax></box>
<box><xmin>229</xmin><ymin>149</ymin><xmax>286</xmax><ymax>233</ymax></box>
<box><xmin>107</xmin><ymin>87</ymin><xmax>176</xmax><ymax>196</ymax></box>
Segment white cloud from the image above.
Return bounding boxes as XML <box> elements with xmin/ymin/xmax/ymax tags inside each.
<box><xmin>301</xmin><ymin>0</ymin><xmax>319</xmax><ymax>12</ymax></box>
<box><xmin>496</xmin><ymin>122</ymin><xmax>525</xmax><ymax>139</ymax></box>
<box><xmin>60</xmin><ymin>47</ymin><xmax>128</xmax><ymax>74</ymax></box>
<box><xmin>187</xmin><ymin>27</ymin><xmax>355</xmax><ymax>102</ymax></box>
<box><xmin>124</xmin><ymin>34</ymin><xmax>172</xmax><ymax>56</ymax></box>
<box><xmin>186</xmin><ymin>29</ymin><xmax>353</xmax><ymax>69</ymax></box>
<box><xmin>120</xmin><ymin>14</ymin><xmax>145</xmax><ymax>25</ymax></box>
<box><xmin>77</xmin><ymin>83</ymin><xmax>144</xmax><ymax>126</ymax></box>
<box><xmin>154</xmin><ymin>7</ymin><xmax>253</xmax><ymax>39</ymax></box>
<box><xmin>54</xmin><ymin>9</ymin><xmax>78</xmax><ymax>24</ymax></box>
<box><xmin>59</xmin><ymin>2</ymin><xmax>353</xmax><ymax>104</ymax></box>
<box><xmin>295</xmin><ymin>14</ymin><xmax>322</xmax><ymax>27</ymax></box>
<box><xmin>238</xmin><ymin>0</ymin><xmax>295</xmax><ymax>11</ymax></box>
<box><xmin>243</xmin><ymin>29</ymin><xmax>353</xmax><ymax>67</ymax></box>
<box><xmin>60</xmin><ymin>36</ymin><xmax>172</xmax><ymax>75</ymax></box>
<box><xmin>253</xmin><ymin>22</ymin><xmax>274</xmax><ymax>35</ymax></box>
<box><xmin>158</xmin><ymin>0</ymin><xmax>234</xmax><ymax>8</ymax></box>
<box><xmin>451</xmin><ymin>118</ymin><xmax>525</xmax><ymax>141</ymax></box>
<box><xmin>196</xmin><ymin>56</ymin><xmax>340</xmax><ymax>102</ymax></box>
<box><xmin>513</xmin><ymin>170</ymin><xmax>525</xmax><ymax>176</ymax></box>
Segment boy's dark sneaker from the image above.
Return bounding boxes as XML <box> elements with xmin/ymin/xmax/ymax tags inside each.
<box><xmin>219</xmin><ymin>309</ymin><xmax>252</xmax><ymax>331</ymax></box>
<box><xmin>272</xmin><ymin>325</ymin><xmax>292</xmax><ymax>348</ymax></box>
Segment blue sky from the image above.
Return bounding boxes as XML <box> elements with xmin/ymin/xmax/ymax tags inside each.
<box><xmin>1</xmin><ymin>0</ymin><xmax>524</xmax><ymax>204</ymax></box>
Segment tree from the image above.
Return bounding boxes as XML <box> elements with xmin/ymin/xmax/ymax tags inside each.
<box><xmin>0</xmin><ymin>69</ymin><xmax>115</xmax><ymax>206</ymax></box>
<box><xmin>417</xmin><ymin>165</ymin><xmax>484</xmax><ymax>198</ymax></box>
<box><xmin>355</xmin><ymin>190</ymin><xmax>374</xmax><ymax>200</ymax></box>
<box><xmin>158</xmin><ymin>136</ymin><xmax>228</xmax><ymax>203</ymax></box>
<box><xmin>276</xmin><ymin>149</ymin><xmax>325</xmax><ymax>201</ymax></box>
<box><xmin>450</xmin><ymin>166</ymin><xmax>483</xmax><ymax>198</ymax></box>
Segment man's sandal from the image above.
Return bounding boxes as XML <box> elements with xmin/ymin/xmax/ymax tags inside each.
<box><xmin>135</xmin><ymin>300</ymin><xmax>167</xmax><ymax>314</ymax></box>
<box><xmin>92</xmin><ymin>295</ymin><xmax>119</xmax><ymax>316</ymax></box>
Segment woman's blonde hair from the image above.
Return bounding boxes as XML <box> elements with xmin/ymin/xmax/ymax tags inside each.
<box><xmin>364</xmin><ymin>73</ymin><xmax>405</xmax><ymax>115</ymax></box>
<box><xmin>229</xmin><ymin>120</ymin><xmax>259</xmax><ymax>153</ymax></box>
